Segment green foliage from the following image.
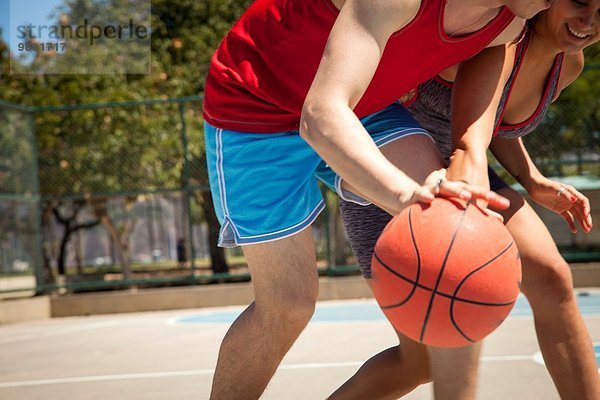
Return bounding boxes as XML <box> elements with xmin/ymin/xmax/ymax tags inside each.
<box><xmin>150</xmin><ymin>0</ymin><xmax>252</xmax><ymax>96</ymax></box>
<box><xmin>1</xmin><ymin>0</ymin><xmax>598</xmax><ymax>199</ymax></box>
<box><xmin>0</xmin><ymin>108</ymin><xmax>36</xmax><ymax>195</ymax></box>
<box><xmin>0</xmin><ymin>0</ymin><xmax>250</xmax><ymax>197</ymax></box>
<box><xmin>523</xmin><ymin>48</ymin><xmax>600</xmax><ymax>174</ymax></box>
<box><xmin>37</xmin><ymin>104</ymin><xmax>185</xmax><ymax>195</ymax></box>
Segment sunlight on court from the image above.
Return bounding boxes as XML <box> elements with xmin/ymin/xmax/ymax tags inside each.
<box><xmin>0</xmin><ymin>292</ymin><xmax>598</xmax><ymax>399</ymax></box>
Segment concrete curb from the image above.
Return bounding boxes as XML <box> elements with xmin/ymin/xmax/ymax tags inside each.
<box><xmin>1</xmin><ymin>263</ymin><xmax>599</xmax><ymax>324</ymax></box>
<box><xmin>48</xmin><ymin>276</ymin><xmax>373</xmax><ymax>318</ymax></box>
<box><xmin>0</xmin><ymin>296</ymin><xmax>51</xmax><ymax>325</ymax></box>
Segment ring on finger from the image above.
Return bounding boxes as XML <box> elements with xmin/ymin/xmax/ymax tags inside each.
<box><xmin>556</xmin><ymin>186</ymin><xmax>566</xmax><ymax>197</ymax></box>
<box><xmin>436</xmin><ymin>177</ymin><xmax>446</xmax><ymax>191</ymax></box>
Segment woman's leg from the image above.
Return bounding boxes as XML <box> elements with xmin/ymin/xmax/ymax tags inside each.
<box><xmin>328</xmin><ymin>323</ymin><xmax>431</xmax><ymax>400</ymax></box>
<box><xmin>328</xmin><ymin>329</ymin><xmax>480</xmax><ymax>400</ymax></box>
<box><xmin>496</xmin><ymin>187</ymin><xmax>600</xmax><ymax>400</ymax></box>
<box><xmin>428</xmin><ymin>343</ymin><xmax>482</xmax><ymax>400</ymax></box>
<box><xmin>329</xmin><ymin>135</ymin><xmax>482</xmax><ymax>399</ymax></box>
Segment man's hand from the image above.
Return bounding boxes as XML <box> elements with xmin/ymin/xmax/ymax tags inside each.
<box><xmin>411</xmin><ymin>169</ymin><xmax>510</xmax><ymax>213</ymax></box>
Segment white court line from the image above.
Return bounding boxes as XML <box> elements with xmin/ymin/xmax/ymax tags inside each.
<box><xmin>0</xmin><ymin>321</ymin><xmax>121</xmax><ymax>345</ymax></box>
<box><xmin>0</xmin><ymin>370</ymin><xmax>212</xmax><ymax>388</ymax></box>
<box><xmin>0</xmin><ymin>356</ymin><xmax>537</xmax><ymax>389</ymax></box>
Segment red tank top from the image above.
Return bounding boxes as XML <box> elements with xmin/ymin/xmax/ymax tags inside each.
<box><xmin>203</xmin><ymin>0</ymin><xmax>514</xmax><ymax>132</ymax></box>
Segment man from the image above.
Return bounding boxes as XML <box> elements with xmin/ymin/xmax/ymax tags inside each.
<box><xmin>202</xmin><ymin>1</ymin><xmax>553</xmax><ymax>398</ymax></box>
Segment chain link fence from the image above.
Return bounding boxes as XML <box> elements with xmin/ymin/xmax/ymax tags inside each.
<box><xmin>0</xmin><ymin>101</ymin><xmax>43</xmax><ymax>295</ymax></box>
<box><xmin>0</xmin><ymin>97</ymin><xmax>352</xmax><ymax>295</ymax></box>
<box><xmin>0</xmin><ymin>66</ymin><xmax>599</xmax><ymax>295</ymax></box>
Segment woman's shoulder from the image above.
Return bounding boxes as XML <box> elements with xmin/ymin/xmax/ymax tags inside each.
<box><xmin>557</xmin><ymin>51</ymin><xmax>585</xmax><ymax>95</ymax></box>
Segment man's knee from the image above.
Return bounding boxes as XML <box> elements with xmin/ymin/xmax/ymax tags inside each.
<box><xmin>258</xmin><ymin>288</ymin><xmax>318</xmax><ymax>331</ymax></box>
<box><xmin>285</xmin><ymin>296</ymin><xmax>317</xmax><ymax>328</ymax></box>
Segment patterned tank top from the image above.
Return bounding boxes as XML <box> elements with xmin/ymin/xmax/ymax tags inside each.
<box><xmin>406</xmin><ymin>31</ymin><xmax>564</xmax><ymax>160</ymax></box>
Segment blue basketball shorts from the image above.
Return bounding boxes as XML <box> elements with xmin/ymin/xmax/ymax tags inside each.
<box><xmin>204</xmin><ymin>102</ymin><xmax>433</xmax><ymax>247</ymax></box>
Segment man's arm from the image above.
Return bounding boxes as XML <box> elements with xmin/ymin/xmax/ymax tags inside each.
<box><xmin>300</xmin><ymin>0</ymin><xmax>507</xmax><ymax>214</ymax></box>
<box><xmin>300</xmin><ymin>0</ymin><xmax>426</xmax><ymax>214</ymax></box>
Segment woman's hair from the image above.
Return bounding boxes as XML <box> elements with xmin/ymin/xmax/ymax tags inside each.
<box><xmin>510</xmin><ymin>12</ymin><xmax>541</xmax><ymax>45</ymax></box>
<box><xmin>527</xmin><ymin>14</ymin><xmax>540</xmax><ymax>31</ymax></box>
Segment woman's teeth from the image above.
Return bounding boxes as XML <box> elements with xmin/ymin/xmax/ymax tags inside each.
<box><xmin>567</xmin><ymin>24</ymin><xmax>591</xmax><ymax>39</ymax></box>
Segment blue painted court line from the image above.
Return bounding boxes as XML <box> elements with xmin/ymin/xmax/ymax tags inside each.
<box><xmin>171</xmin><ymin>292</ymin><xmax>600</xmax><ymax>325</ymax></box>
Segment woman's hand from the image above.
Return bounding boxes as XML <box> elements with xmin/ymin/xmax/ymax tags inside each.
<box><xmin>411</xmin><ymin>169</ymin><xmax>510</xmax><ymax>221</ymax></box>
<box><xmin>527</xmin><ymin>177</ymin><xmax>593</xmax><ymax>233</ymax></box>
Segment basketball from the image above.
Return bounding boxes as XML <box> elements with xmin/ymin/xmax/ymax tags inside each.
<box><xmin>371</xmin><ymin>197</ymin><xmax>521</xmax><ymax>348</ymax></box>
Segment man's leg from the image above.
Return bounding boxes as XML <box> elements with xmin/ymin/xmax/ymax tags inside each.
<box><xmin>497</xmin><ymin>188</ymin><xmax>600</xmax><ymax>400</ymax></box>
<box><xmin>210</xmin><ymin>227</ymin><xmax>319</xmax><ymax>400</ymax></box>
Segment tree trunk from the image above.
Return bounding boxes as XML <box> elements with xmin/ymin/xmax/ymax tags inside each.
<box><xmin>99</xmin><ymin>214</ymin><xmax>135</xmax><ymax>280</ymax></box>
<box><xmin>57</xmin><ymin>228</ymin><xmax>71</xmax><ymax>276</ymax></box>
<box><xmin>120</xmin><ymin>238</ymin><xmax>132</xmax><ymax>279</ymax></box>
<box><xmin>326</xmin><ymin>195</ymin><xmax>348</xmax><ymax>267</ymax></box>
<box><xmin>75</xmin><ymin>230</ymin><xmax>83</xmax><ymax>275</ymax></box>
<box><xmin>179</xmin><ymin>194</ymin><xmax>192</xmax><ymax>267</ymax></box>
<box><xmin>155</xmin><ymin>196</ymin><xmax>168</xmax><ymax>260</ymax></box>
<box><xmin>145</xmin><ymin>196</ymin><xmax>156</xmax><ymax>257</ymax></box>
<box><xmin>88</xmin><ymin>198</ymin><xmax>137</xmax><ymax>280</ymax></box>
<box><xmin>52</xmin><ymin>202</ymin><xmax>99</xmax><ymax>277</ymax></box>
<box><xmin>40</xmin><ymin>203</ymin><xmax>56</xmax><ymax>290</ymax></box>
<box><xmin>197</xmin><ymin>191</ymin><xmax>228</xmax><ymax>274</ymax></box>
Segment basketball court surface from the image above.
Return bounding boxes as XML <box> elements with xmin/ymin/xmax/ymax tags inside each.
<box><xmin>1</xmin><ymin>290</ymin><xmax>599</xmax><ymax>399</ymax></box>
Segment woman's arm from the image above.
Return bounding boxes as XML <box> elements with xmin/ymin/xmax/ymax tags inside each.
<box><xmin>488</xmin><ymin>136</ymin><xmax>542</xmax><ymax>191</ymax></box>
<box><xmin>446</xmin><ymin>44</ymin><xmax>515</xmax><ymax>189</ymax></box>
<box><xmin>490</xmin><ymin>136</ymin><xmax>593</xmax><ymax>232</ymax></box>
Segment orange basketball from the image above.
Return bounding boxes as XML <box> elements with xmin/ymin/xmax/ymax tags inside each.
<box><xmin>371</xmin><ymin>197</ymin><xmax>521</xmax><ymax>348</ymax></box>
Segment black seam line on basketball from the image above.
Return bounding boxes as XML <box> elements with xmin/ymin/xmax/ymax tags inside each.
<box><xmin>419</xmin><ymin>203</ymin><xmax>470</xmax><ymax>343</ymax></box>
<box><xmin>374</xmin><ymin>251</ymin><xmax>516</xmax><ymax>309</ymax></box>
<box><xmin>409</xmin><ymin>206</ymin><xmax>422</xmax><ymax>307</ymax></box>
<box><xmin>373</xmin><ymin>252</ymin><xmax>418</xmax><ymax>308</ymax></box>
<box><xmin>373</xmin><ymin>207</ymin><xmax>422</xmax><ymax>309</ymax></box>
<box><xmin>449</xmin><ymin>241</ymin><xmax>517</xmax><ymax>342</ymax></box>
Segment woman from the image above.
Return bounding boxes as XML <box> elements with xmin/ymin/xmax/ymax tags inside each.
<box><xmin>331</xmin><ymin>1</ymin><xmax>600</xmax><ymax>399</ymax></box>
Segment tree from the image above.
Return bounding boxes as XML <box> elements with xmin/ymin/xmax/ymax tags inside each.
<box><xmin>1</xmin><ymin>0</ymin><xmax>258</xmax><ymax>282</ymax></box>
<box><xmin>150</xmin><ymin>0</ymin><xmax>253</xmax><ymax>96</ymax></box>
<box><xmin>189</xmin><ymin>152</ymin><xmax>228</xmax><ymax>275</ymax></box>
<box><xmin>51</xmin><ymin>200</ymin><xmax>100</xmax><ymax>275</ymax></box>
